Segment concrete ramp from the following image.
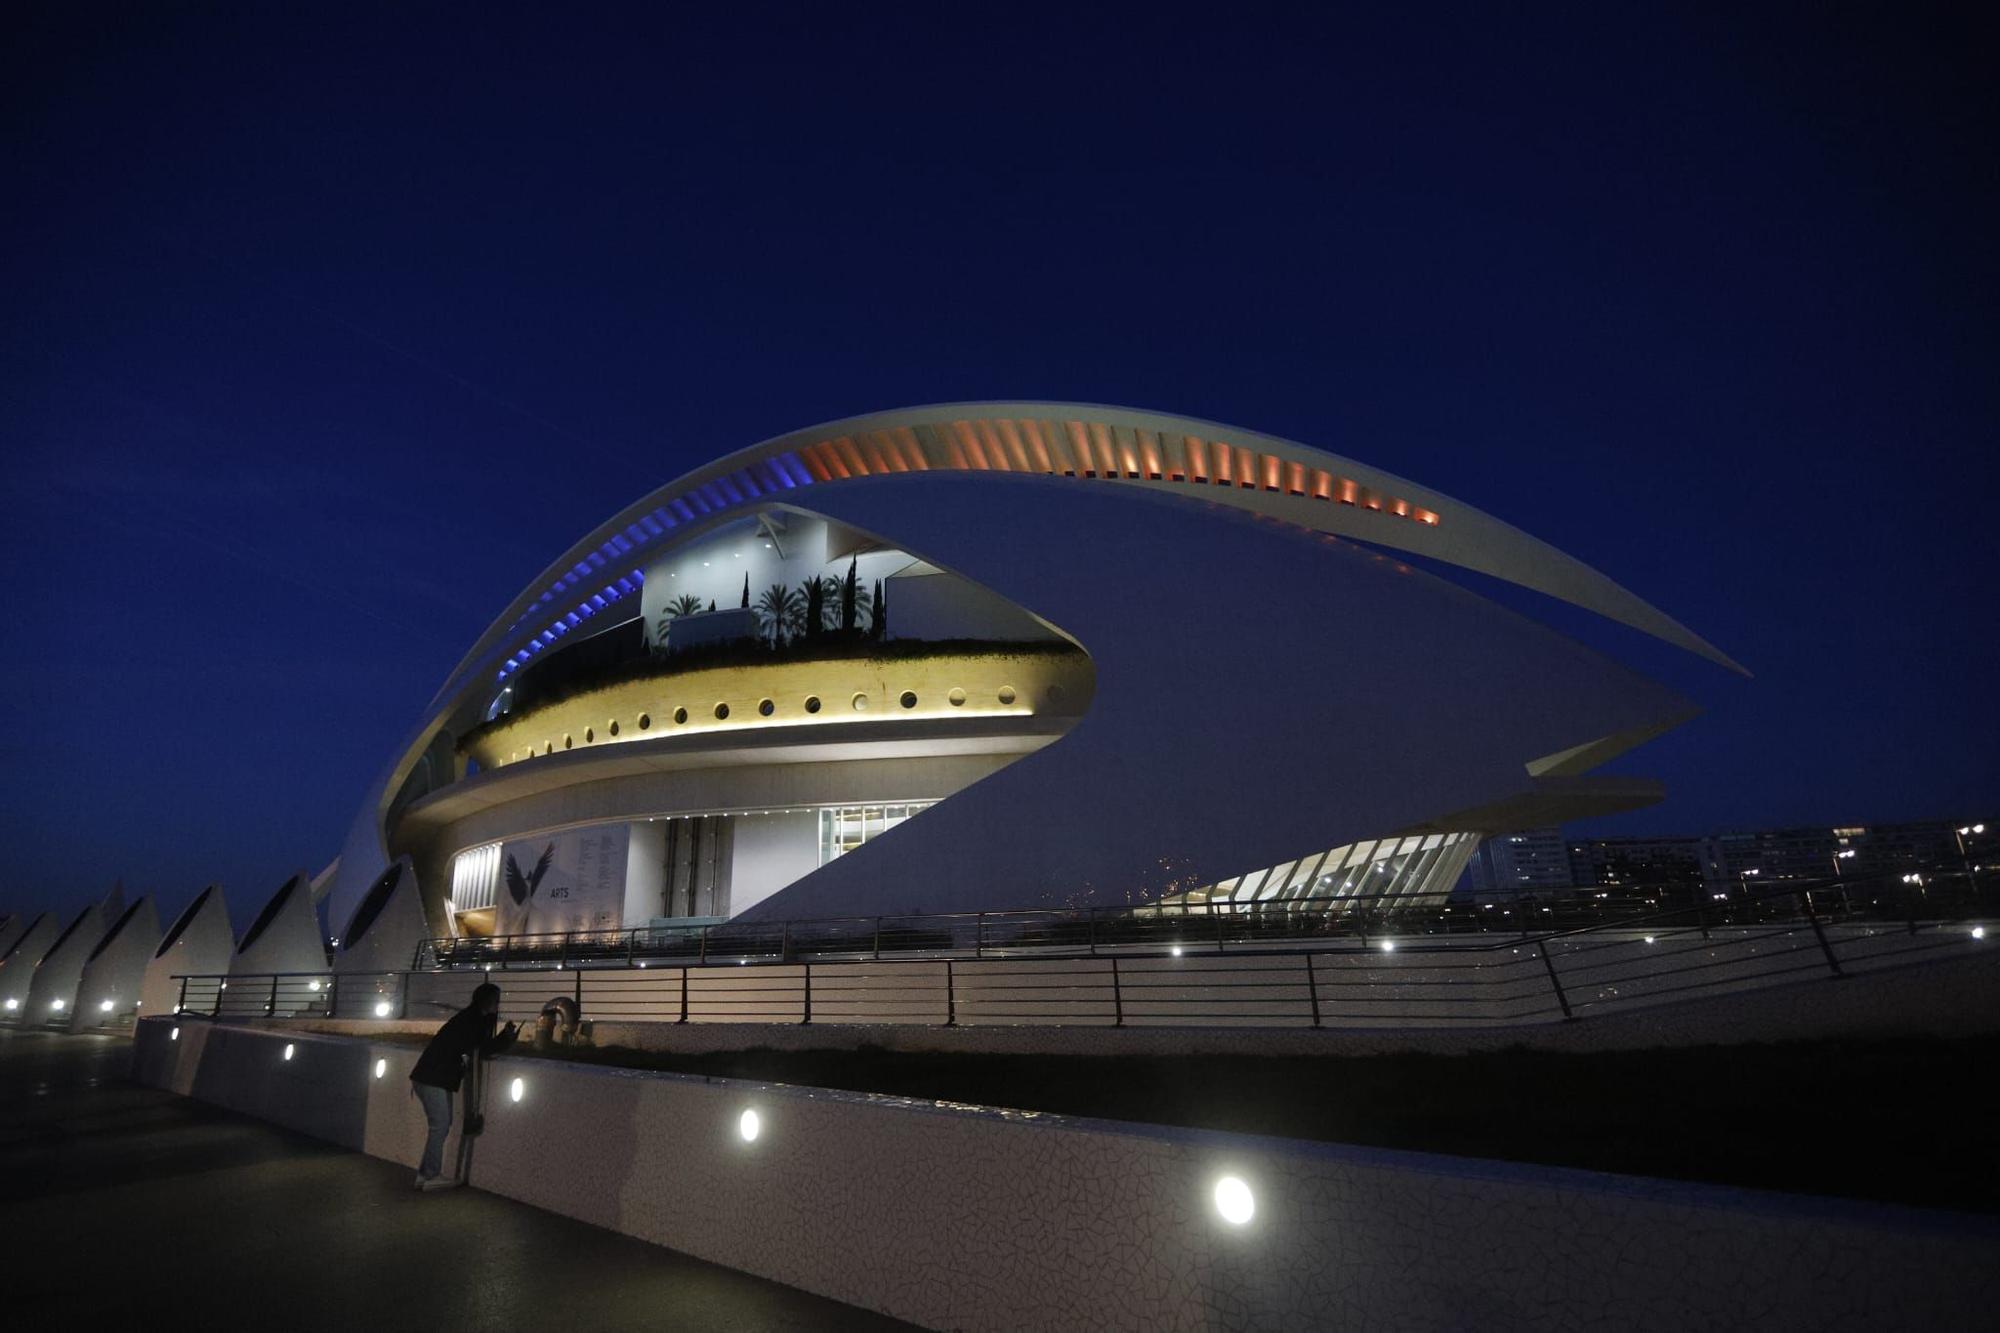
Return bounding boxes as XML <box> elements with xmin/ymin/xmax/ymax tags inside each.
<box><xmin>140</xmin><ymin>886</ymin><xmax>233</xmax><ymax>1017</ymax></box>
<box><xmin>0</xmin><ymin>912</ymin><xmax>58</xmax><ymax>1018</ymax></box>
<box><xmin>333</xmin><ymin>857</ymin><xmax>427</xmax><ymax>980</ymax></box>
<box><xmin>22</xmin><ymin>904</ymin><xmax>106</xmax><ymax>1026</ymax></box>
<box><xmin>72</xmin><ymin>897</ymin><xmax>160</xmax><ymax>1029</ymax></box>
<box><xmin>230</xmin><ymin>873</ymin><xmax>330</xmax><ymax>1010</ymax></box>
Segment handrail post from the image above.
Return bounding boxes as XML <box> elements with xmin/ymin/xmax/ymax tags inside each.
<box><xmin>1799</xmin><ymin>889</ymin><xmax>1845</xmax><ymax>977</ymax></box>
<box><xmin>700</xmin><ymin>926</ymin><xmax>709</xmax><ymax>965</ymax></box>
<box><xmin>626</xmin><ymin>929</ymin><xmax>636</xmax><ymax>968</ymax></box>
<box><xmin>176</xmin><ymin>975</ymin><xmax>188</xmax><ymax>1016</ymax></box>
<box><xmin>267</xmin><ymin>974</ymin><xmax>278</xmax><ymax>1017</ymax></box>
<box><xmin>1691</xmin><ymin>889</ymin><xmax>1711</xmax><ymax>941</ymax></box>
<box><xmin>801</xmin><ymin>963</ymin><xmax>812</xmax><ymax>1025</ymax></box>
<box><xmin>560</xmin><ymin>932</ymin><xmax>571</xmax><ymax>971</ymax></box>
<box><xmin>1087</xmin><ymin>909</ymin><xmax>1097</xmax><ymax>957</ymax></box>
<box><xmin>781</xmin><ymin>921</ymin><xmax>791</xmax><ymax>963</ymax></box>
<box><xmin>1111</xmin><ymin>956</ymin><xmax>1124</xmax><ymax>1027</ymax></box>
<box><xmin>1215</xmin><ymin>902</ymin><xmax>1227</xmax><ymax>953</ymax></box>
<box><xmin>679</xmin><ymin>967</ymin><xmax>689</xmax><ymax>1024</ymax></box>
<box><xmin>976</xmin><ymin>912</ymin><xmax>985</xmax><ymax>959</ymax></box>
<box><xmin>328</xmin><ymin>973</ymin><xmax>339</xmax><ymax>1018</ymax></box>
<box><xmin>873</xmin><ymin>917</ymin><xmax>882</xmax><ymax>961</ymax></box>
<box><xmin>1535</xmin><ymin>939</ymin><xmax>1574</xmax><ymax>1019</ymax></box>
<box><xmin>944</xmin><ymin>958</ymin><xmax>956</xmax><ymax>1027</ymax></box>
<box><xmin>1306</xmin><ymin>953</ymin><xmax>1321</xmax><ymax>1028</ymax></box>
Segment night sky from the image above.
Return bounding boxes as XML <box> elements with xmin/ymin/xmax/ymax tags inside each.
<box><xmin>4</xmin><ymin>4</ymin><xmax>1994</xmax><ymax>928</ymax></box>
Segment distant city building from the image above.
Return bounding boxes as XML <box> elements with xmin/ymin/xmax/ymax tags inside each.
<box><xmin>1463</xmin><ymin>828</ymin><xmax>1573</xmax><ymax>898</ymax></box>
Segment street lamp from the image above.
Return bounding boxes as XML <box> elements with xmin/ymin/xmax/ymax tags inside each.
<box><xmin>1955</xmin><ymin>825</ymin><xmax>1986</xmax><ymax>891</ymax></box>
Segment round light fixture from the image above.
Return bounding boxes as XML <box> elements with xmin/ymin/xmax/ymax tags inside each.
<box><xmin>374</xmin><ymin>1058</ymin><xmax>387</xmax><ymax>1079</ymax></box>
<box><xmin>1213</xmin><ymin>1175</ymin><xmax>1255</xmax><ymax>1225</ymax></box>
<box><xmin>282</xmin><ymin>1044</ymin><xmax>295</xmax><ymax>1061</ymax></box>
<box><xmin>739</xmin><ymin>1108</ymin><xmax>761</xmax><ymax>1142</ymax></box>
<box><xmin>509</xmin><ymin>1077</ymin><xmax>525</xmax><ymax>1103</ymax></box>
<box><xmin>374</xmin><ymin>1000</ymin><xmax>393</xmax><ymax>1018</ymax></box>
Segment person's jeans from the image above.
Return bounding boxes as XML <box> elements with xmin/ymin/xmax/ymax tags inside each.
<box><xmin>415</xmin><ymin>1082</ymin><xmax>453</xmax><ymax>1179</ymax></box>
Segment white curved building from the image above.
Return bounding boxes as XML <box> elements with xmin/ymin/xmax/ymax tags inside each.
<box><xmin>325</xmin><ymin>404</ymin><xmax>1739</xmax><ymax>943</ymax></box>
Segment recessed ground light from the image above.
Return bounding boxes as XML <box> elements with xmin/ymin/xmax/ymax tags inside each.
<box><xmin>100</xmin><ymin>999</ymin><xmax>114</xmax><ymax>1012</ymax></box>
<box><xmin>509</xmin><ymin>1078</ymin><xmax>525</xmax><ymax>1103</ymax></box>
<box><xmin>283</xmin><ymin>1044</ymin><xmax>295</xmax><ymax>1061</ymax></box>
<box><xmin>51</xmin><ymin>998</ymin><xmax>65</xmax><ymax>1011</ymax></box>
<box><xmin>374</xmin><ymin>1000</ymin><xmax>393</xmax><ymax>1018</ymax></box>
<box><xmin>308</xmin><ymin>980</ymin><xmax>322</xmax><ymax>992</ymax></box>
<box><xmin>1378</xmin><ymin>940</ymin><xmax>1396</xmax><ymax>952</ymax></box>
<box><xmin>1170</xmin><ymin>945</ymin><xmax>1183</xmax><ymax>957</ymax></box>
<box><xmin>1213</xmin><ymin>1176</ymin><xmax>1255</xmax><ymax>1225</ymax></box>
<box><xmin>1975</xmin><ymin>927</ymin><xmax>1988</xmax><ymax>941</ymax></box>
<box><xmin>374</xmin><ymin>1059</ymin><xmax>387</xmax><ymax>1079</ymax></box>
<box><xmin>171</xmin><ymin>1027</ymin><xmax>180</xmax><ymax>1041</ymax></box>
<box><xmin>738</xmin><ymin>1108</ymin><xmax>761</xmax><ymax>1142</ymax></box>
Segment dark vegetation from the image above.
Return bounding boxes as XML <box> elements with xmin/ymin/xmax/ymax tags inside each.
<box><xmin>522</xmin><ymin>1036</ymin><xmax>2000</xmax><ymax>1214</ymax></box>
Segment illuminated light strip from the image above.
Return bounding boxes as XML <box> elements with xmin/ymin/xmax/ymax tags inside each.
<box><xmin>489</xmin><ymin>424</ymin><xmax>1436</xmax><ymax>685</ymax></box>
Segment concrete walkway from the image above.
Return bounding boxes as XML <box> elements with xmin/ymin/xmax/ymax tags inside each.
<box><xmin>0</xmin><ymin>1029</ymin><xmax>912</xmax><ymax>1330</ymax></box>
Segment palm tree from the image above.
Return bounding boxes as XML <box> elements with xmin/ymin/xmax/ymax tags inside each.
<box><xmin>755</xmin><ymin>583</ymin><xmax>805</xmax><ymax>646</ymax></box>
<box><xmin>654</xmin><ymin>592</ymin><xmax>709</xmax><ymax>646</ymax></box>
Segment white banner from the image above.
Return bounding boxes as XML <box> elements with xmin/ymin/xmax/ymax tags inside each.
<box><xmin>496</xmin><ymin>824</ymin><xmax>630</xmax><ymax>936</ymax></box>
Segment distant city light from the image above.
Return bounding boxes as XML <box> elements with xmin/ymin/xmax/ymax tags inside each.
<box><xmin>1213</xmin><ymin>1175</ymin><xmax>1255</xmax><ymax>1225</ymax></box>
<box><xmin>738</xmin><ymin>1108</ymin><xmax>761</xmax><ymax>1142</ymax></box>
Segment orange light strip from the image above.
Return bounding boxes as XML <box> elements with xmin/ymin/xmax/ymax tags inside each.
<box><xmin>784</xmin><ymin>418</ymin><xmax>1439</xmax><ymax>526</ymax></box>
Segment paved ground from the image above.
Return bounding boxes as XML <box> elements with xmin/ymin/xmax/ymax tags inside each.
<box><xmin>0</xmin><ymin>1029</ymin><xmax>912</xmax><ymax>1330</ymax></box>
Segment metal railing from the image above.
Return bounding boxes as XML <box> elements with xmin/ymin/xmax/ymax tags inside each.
<box><xmin>414</xmin><ymin>866</ymin><xmax>1991</xmax><ymax>973</ymax></box>
<box><xmin>173</xmin><ymin>868</ymin><xmax>1990</xmax><ymax>1031</ymax></box>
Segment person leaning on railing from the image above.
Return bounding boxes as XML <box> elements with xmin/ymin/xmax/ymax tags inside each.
<box><xmin>408</xmin><ymin>982</ymin><xmax>519</xmax><ymax>1192</ymax></box>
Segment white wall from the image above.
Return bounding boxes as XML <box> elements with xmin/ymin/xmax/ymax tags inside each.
<box><xmin>623</xmin><ymin>820</ymin><xmax>666</xmax><ymax>925</ymax></box>
<box><xmin>131</xmin><ymin>1020</ymin><xmax>2000</xmax><ymax>1333</ymax></box>
<box><xmin>728</xmin><ymin>810</ymin><xmax>819</xmax><ymax>917</ymax></box>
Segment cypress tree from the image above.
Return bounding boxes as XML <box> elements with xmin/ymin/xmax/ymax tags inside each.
<box><xmin>741</xmin><ymin>572</ymin><xmax>750</xmax><ymax>608</ymax></box>
<box><xmin>804</xmin><ymin>578</ymin><xmax>823</xmax><ymax>640</ymax></box>
<box><xmin>870</xmin><ymin>578</ymin><xmax>885</xmax><ymax>639</ymax></box>
<box><xmin>840</xmin><ymin>556</ymin><xmax>858</xmax><ymax>633</ymax></box>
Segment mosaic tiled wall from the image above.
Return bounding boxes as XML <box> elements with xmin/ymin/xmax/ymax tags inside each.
<box><xmin>132</xmin><ymin>1020</ymin><xmax>1997</xmax><ymax>1331</ymax></box>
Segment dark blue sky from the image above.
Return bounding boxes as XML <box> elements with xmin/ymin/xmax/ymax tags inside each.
<box><xmin>4</xmin><ymin>3</ymin><xmax>1994</xmax><ymax>927</ymax></box>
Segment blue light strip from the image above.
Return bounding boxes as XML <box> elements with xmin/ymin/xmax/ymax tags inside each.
<box><xmin>488</xmin><ymin>451</ymin><xmax>812</xmax><ymax>683</ymax></box>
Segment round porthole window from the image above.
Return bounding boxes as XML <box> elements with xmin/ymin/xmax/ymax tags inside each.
<box><xmin>563</xmin><ymin>735</ymin><xmax>573</xmax><ymax>750</ymax></box>
<box><xmin>852</xmin><ymin>693</ymin><xmax>870</xmax><ymax>712</ymax></box>
<box><xmin>544</xmin><ymin>742</ymin><xmax>553</xmax><ymax>755</ymax></box>
<box><xmin>804</xmin><ymin>696</ymin><xmax>821</xmax><ymax>714</ymax></box>
<box><xmin>998</xmin><ymin>686</ymin><xmax>1017</xmax><ymax>705</ymax></box>
<box><xmin>758</xmin><ymin>698</ymin><xmax>775</xmax><ymax>717</ymax></box>
<box><xmin>608</xmin><ymin>720</ymin><xmax>620</xmax><ymax>737</ymax></box>
<box><xmin>714</xmin><ymin>703</ymin><xmax>730</xmax><ymax>720</ymax></box>
<box><xmin>899</xmin><ymin>691</ymin><xmax>918</xmax><ymax>709</ymax></box>
<box><xmin>584</xmin><ymin>727</ymin><xmax>594</xmax><ymax>743</ymax></box>
<box><xmin>673</xmin><ymin>707</ymin><xmax>688</xmax><ymax>725</ymax></box>
<box><xmin>637</xmin><ymin>713</ymin><xmax>651</xmax><ymax>730</ymax></box>
<box><xmin>948</xmin><ymin>688</ymin><xmax>966</xmax><ymax>707</ymax></box>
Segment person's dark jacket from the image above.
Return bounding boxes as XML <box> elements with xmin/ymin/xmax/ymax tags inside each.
<box><xmin>409</xmin><ymin>1006</ymin><xmax>517</xmax><ymax>1092</ymax></box>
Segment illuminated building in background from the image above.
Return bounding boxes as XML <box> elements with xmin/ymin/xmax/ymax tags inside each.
<box><xmin>319</xmin><ymin>403</ymin><xmax>1739</xmax><ymax>941</ymax></box>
